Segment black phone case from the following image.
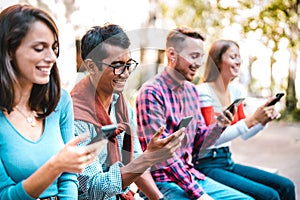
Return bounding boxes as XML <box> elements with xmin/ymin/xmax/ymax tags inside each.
<box><xmin>225</xmin><ymin>98</ymin><xmax>245</xmax><ymax>114</ymax></box>
<box><xmin>267</xmin><ymin>93</ymin><xmax>284</xmax><ymax>106</ymax></box>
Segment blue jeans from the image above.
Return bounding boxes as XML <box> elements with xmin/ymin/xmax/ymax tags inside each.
<box><xmin>153</xmin><ymin>176</ymin><xmax>253</xmax><ymax>200</ymax></box>
<box><xmin>194</xmin><ymin>147</ymin><xmax>295</xmax><ymax>200</ymax></box>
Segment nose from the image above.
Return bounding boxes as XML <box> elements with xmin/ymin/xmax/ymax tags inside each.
<box><xmin>119</xmin><ymin>67</ymin><xmax>129</xmax><ymax>78</ymax></box>
<box><xmin>235</xmin><ymin>57</ymin><xmax>242</xmax><ymax>66</ymax></box>
<box><xmin>194</xmin><ymin>58</ymin><xmax>204</xmax><ymax>68</ymax></box>
<box><xmin>44</xmin><ymin>48</ymin><xmax>57</xmax><ymax>63</ymax></box>
<box><xmin>195</xmin><ymin>54</ymin><xmax>206</xmax><ymax>67</ymax></box>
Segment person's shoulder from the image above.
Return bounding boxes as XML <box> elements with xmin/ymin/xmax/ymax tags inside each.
<box><xmin>229</xmin><ymin>84</ymin><xmax>245</xmax><ymax>98</ymax></box>
<box><xmin>61</xmin><ymin>88</ymin><xmax>71</xmax><ymax>101</ymax></box>
<box><xmin>140</xmin><ymin>75</ymin><xmax>162</xmax><ymax>92</ymax></box>
<box><xmin>196</xmin><ymin>82</ymin><xmax>211</xmax><ymax>95</ymax></box>
<box><xmin>57</xmin><ymin>89</ymin><xmax>72</xmax><ymax>108</ymax></box>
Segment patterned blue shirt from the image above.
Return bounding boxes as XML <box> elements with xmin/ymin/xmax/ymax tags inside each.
<box><xmin>74</xmin><ymin>93</ymin><xmax>142</xmax><ymax>200</ymax></box>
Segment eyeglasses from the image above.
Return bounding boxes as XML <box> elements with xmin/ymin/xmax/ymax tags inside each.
<box><xmin>96</xmin><ymin>59</ymin><xmax>138</xmax><ymax>75</ymax></box>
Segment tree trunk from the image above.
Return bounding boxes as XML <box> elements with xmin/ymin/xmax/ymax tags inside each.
<box><xmin>285</xmin><ymin>51</ymin><xmax>297</xmax><ymax>113</ymax></box>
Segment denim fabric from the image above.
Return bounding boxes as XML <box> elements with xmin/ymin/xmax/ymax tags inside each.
<box><xmin>154</xmin><ymin>176</ymin><xmax>253</xmax><ymax>200</ymax></box>
<box><xmin>139</xmin><ymin>176</ymin><xmax>253</xmax><ymax>200</ymax></box>
<box><xmin>194</xmin><ymin>147</ymin><xmax>295</xmax><ymax>200</ymax></box>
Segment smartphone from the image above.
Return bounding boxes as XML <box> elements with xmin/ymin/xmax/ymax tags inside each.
<box><xmin>267</xmin><ymin>93</ymin><xmax>285</xmax><ymax>106</ymax></box>
<box><xmin>224</xmin><ymin>98</ymin><xmax>245</xmax><ymax>116</ymax></box>
<box><xmin>88</xmin><ymin>124</ymin><xmax>117</xmax><ymax>144</ymax></box>
<box><xmin>174</xmin><ymin>115</ymin><xmax>193</xmax><ymax>132</ymax></box>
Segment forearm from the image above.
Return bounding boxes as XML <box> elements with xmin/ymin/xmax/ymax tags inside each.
<box><xmin>199</xmin><ymin>123</ymin><xmax>224</xmax><ymax>149</ymax></box>
<box><xmin>135</xmin><ymin>171</ymin><xmax>163</xmax><ymax>200</ymax></box>
<box><xmin>120</xmin><ymin>152</ymin><xmax>155</xmax><ymax>189</ymax></box>
<box><xmin>244</xmin><ymin>115</ymin><xmax>259</xmax><ymax>128</ymax></box>
<box><xmin>214</xmin><ymin>120</ymin><xmax>247</xmax><ymax>146</ymax></box>
<box><xmin>240</xmin><ymin>122</ymin><xmax>264</xmax><ymax>140</ymax></box>
<box><xmin>23</xmin><ymin>156</ymin><xmax>61</xmax><ymax>198</ymax></box>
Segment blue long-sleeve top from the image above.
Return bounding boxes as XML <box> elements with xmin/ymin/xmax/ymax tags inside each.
<box><xmin>0</xmin><ymin>89</ymin><xmax>78</xmax><ymax>200</ymax></box>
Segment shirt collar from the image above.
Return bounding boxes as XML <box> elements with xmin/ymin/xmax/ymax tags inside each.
<box><xmin>111</xmin><ymin>93</ymin><xmax>120</xmax><ymax>107</ymax></box>
<box><xmin>162</xmin><ymin>68</ymin><xmax>185</xmax><ymax>90</ymax></box>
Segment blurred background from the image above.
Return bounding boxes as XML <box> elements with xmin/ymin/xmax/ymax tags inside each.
<box><xmin>1</xmin><ymin>0</ymin><xmax>300</xmax><ymax>122</ymax></box>
<box><xmin>1</xmin><ymin>0</ymin><xmax>300</xmax><ymax>197</ymax></box>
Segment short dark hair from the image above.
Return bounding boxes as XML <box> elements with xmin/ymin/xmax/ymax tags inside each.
<box><xmin>0</xmin><ymin>4</ymin><xmax>60</xmax><ymax>117</ymax></box>
<box><xmin>166</xmin><ymin>26</ymin><xmax>205</xmax><ymax>52</ymax></box>
<box><xmin>202</xmin><ymin>39</ymin><xmax>239</xmax><ymax>82</ymax></box>
<box><xmin>80</xmin><ymin>23</ymin><xmax>130</xmax><ymax>63</ymax></box>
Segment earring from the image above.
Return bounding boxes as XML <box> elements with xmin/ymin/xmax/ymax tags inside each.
<box><xmin>89</xmin><ymin>69</ymin><xmax>95</xmax><ymax>75</ymax></box>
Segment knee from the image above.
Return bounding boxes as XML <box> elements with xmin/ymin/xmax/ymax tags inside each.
<box><xmin>279</xmin><ymin>178</ymin><xmax>295</xmax><ymax>200</ymax></box>
<box><xmin>255</xmin><ymin>187</ymin><xmax>280</xmax><ymax>200</ymax></box>
<box><xmin>265</xmin><ymin>189</ymin><xmax>280</xmax><ymax>200</ymax></box>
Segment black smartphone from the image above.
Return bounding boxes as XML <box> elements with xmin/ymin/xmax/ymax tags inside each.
<box><xmin>267</xmin><ymin>93</ymin><xmax>285</xmax><ymax>106</ymax></box>
<box><xmin>88</xmin><ymin>124</ymin><xmax>117</xmax><ymax>144</ymax></box>
<box><xmin>174</xmin><ymin>115</ymin><xmax>193</xmax><ymax>132</ymax></box>
<box><xmin>224</xmin><ymin>98</ymin><xmax>245</xmax><ymax>116</ymax></box>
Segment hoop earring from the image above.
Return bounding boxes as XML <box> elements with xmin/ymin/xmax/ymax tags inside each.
<box><xmin>89</xmin><ymin>69</ymin><xmax>96</xmax><ymax>75</ymax></box>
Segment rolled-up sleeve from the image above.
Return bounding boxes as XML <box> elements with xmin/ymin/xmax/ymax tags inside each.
<box><xmin>75</xmin><ymin>121</ymin><xmax>130</xmax><ymax>200</ymax></box>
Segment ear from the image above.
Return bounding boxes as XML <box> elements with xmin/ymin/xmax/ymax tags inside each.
<box><xmin>166</xmin><ymin>47</ymin><xmax>177</xmax><ymax>62</ymax></box>
<box><xmin>84</xmin><ymin>59</ymin><xmax>97</xmax><ymax>75</ymax></box>
<box><xmin>8</xmin><ymin>51</ymin><xmax>14</xmax><ymax>61</ymax></box>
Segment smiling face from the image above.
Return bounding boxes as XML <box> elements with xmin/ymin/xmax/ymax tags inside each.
<box><xmin>93</xmin><ymin>43</ymin><xmax>131</xmax><ymax>94</ymax></box>
<box><xmin>219</xmin><ymin>44</ymin><xmax>241</xmax><ymax>82</ymax></box>
<box><xmin>174</xmin><ymin>37</ymin><xmax>205</xmax><ymax>81</ymax></box>
<box><xmin>14</xmin><ymin>20</ymin><xmax>58</xmax><ymax>88</ymax></box>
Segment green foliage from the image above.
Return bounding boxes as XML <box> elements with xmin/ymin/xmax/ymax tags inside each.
<box><xmin>159</xmin><ymin>0</ymin><xmax>299</xmax><ymax>120</ymax></box>
<box><xmin>160</xmin><ymin>0</ymin><xmax>238</xmax><ymax>42</ymax></box>
<box><xmin>292</xmin><ymin>109</ymin><xmax>300</xmax><ymax>122</ymax></box>
<box><xmin>280</xmin><ymin>108</ymin><xmax>300</xmax><ymax>122</ymax></box>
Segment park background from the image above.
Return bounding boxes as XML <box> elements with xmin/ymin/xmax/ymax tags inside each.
<box><xmin>1</xmin><ymin>0</ymin><xmax>300</xmax><ymax>198</ymax></box>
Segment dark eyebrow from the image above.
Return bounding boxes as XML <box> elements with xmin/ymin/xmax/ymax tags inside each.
<box><xmin>110</xmin><ymin>59</ymin><xmax>133</xmax><ymax>65</ymax></box>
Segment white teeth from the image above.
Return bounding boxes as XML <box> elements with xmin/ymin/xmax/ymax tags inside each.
<box><xmin>114</xmin><ymin>79</ymin><xmax>126</xmax><ymax>83</ymax></box>
<box><xmin>38</xmin><ymin>68</ymin><xmax>50</xmax><ymax>72</ymax></box>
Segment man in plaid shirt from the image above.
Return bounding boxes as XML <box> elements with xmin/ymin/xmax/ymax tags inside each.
<box><xmin>136</xmin><ymin>27</ymin><xmax>253</xmax><ymax>200</ymax></box>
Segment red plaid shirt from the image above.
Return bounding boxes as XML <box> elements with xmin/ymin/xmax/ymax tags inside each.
<box><xmin>136</xmin><ymin>69</ymin><xmax>224</xmax><ymax>199</ymax></box>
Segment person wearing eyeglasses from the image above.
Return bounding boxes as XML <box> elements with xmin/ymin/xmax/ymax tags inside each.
<box><xmin>70</xmin><ymin>23</ymin><xmax>185</xmax><ymax>200</ymax></box>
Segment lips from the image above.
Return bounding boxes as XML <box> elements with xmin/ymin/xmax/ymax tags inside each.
<box><xmin>231</xmin><ymin>66</ymin><xmax>239</xmax><ymax>74</ymax></box>
<box><xmin>113</xmin><ymin>78</ymin><xmax>126</xmax><ymax>83</ymax></box>
<box><xmin>113</xmin><ymin>79</ymin><xmax>127</xmax><ymax>87</ymax></box>
<box><xmin>36</xmin><ymin>66</ymin><xmax>51</xmax><ymax>74</ymax></box>
<box><xmin>189</xmin><ymin>66</ymin><xmax>199</xmax><ymax>77</ymax></box>
<box><xmin>189</xmin><ymin>66</ymin><xmax>197</xmax><ymax>72</ymax></box>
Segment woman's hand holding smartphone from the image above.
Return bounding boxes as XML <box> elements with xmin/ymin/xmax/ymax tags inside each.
<box><xmin>224</xmin><ymin>98</ymin><xmax>245</xmax><ymax>117</ymax></box>
<box><xmin>216</xmin><ymin>98</ymin><xmax>245</xmax><ymax>127</ymax></box>
<box><xmin>267</xmin><ymin>93</ymin><xmax>284</xmax><ymax>106</ymax></box>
